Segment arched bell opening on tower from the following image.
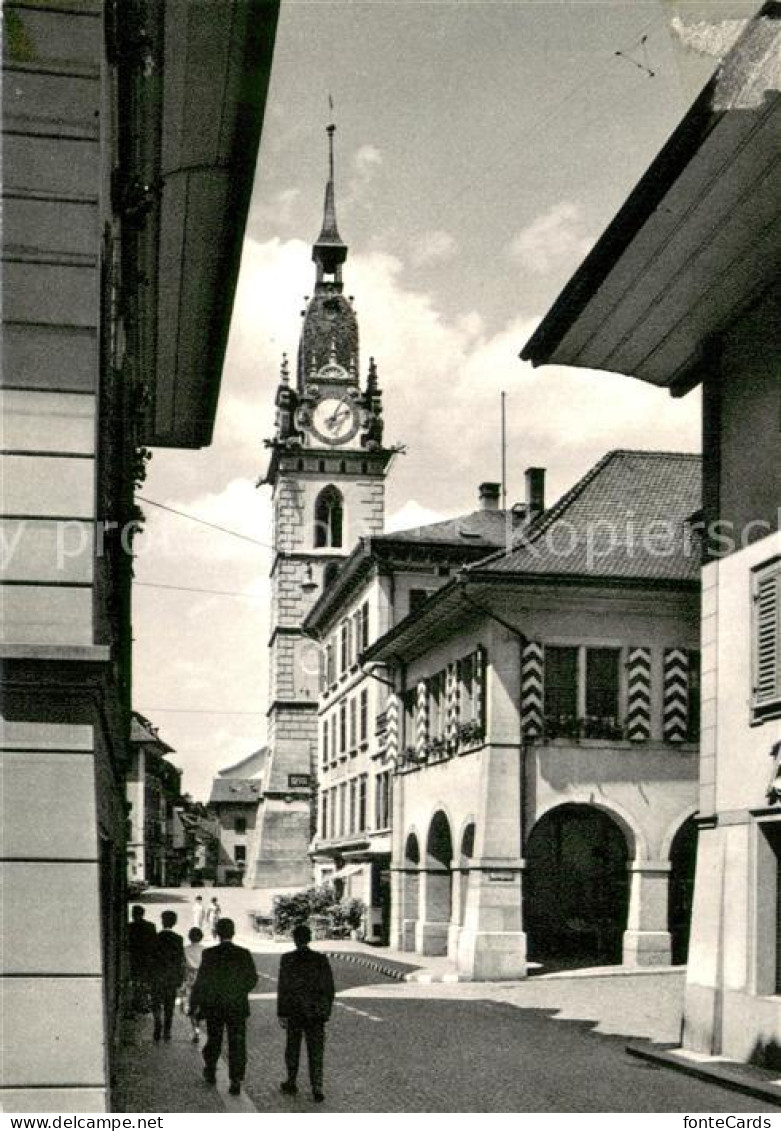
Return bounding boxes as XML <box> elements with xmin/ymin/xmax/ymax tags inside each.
<box><xmin>314</xmin><ymin>484</ymin><xmax>344</xmax><ymax>549</ymax></box>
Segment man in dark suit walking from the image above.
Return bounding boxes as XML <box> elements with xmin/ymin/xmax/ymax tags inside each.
<box><xmin>277</xmin><ymin>923</ymin><xmax>335</xmax><ymax>1103</ymax></box>
<box><xmin>150</xmin><ymin>910</ymin><xmax>186</xmax><ymax>1042</ymax></box>
<box><xmin>127</xmin><ymin>905</ymin><xmax>156</xmax><ymax>1015</ymax></box>
<box><xmin>191</xmin><ymin>917</ymin><xmax>258</xmax><ymax>1096</ymax></box>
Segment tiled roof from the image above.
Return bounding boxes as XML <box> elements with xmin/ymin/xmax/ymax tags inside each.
<box><xmin>386</xmin><ymin>507</ymin><xmax>520</xmax><ymax>547</ymax></box>
<box><xmin>130</xmin><ymin>712</ymin><xmax>175</xmax><ymax>753</ymax></box>
<box><xmin>208</xmin><ymin>778</ymin><xmax>263</xmax><ymax>805</ymax></box>
<box><xmin>473</xmin><ymin>451</ymin><xmax>701</xmax><ymax>582</ymax></box>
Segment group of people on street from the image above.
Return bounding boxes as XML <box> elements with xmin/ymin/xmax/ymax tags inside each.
<box><xmin>127</xmin><ymin>901</ymin><xmax>335</xmax><ymax>1103</ymax></box>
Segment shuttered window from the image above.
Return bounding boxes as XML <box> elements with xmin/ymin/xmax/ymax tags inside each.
<box><xmin>753</xmin><ymin>561</ymin><xmax>781</xmax><ymax>723</ymax></box>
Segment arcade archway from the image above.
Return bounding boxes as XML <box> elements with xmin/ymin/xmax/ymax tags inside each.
<box><xmin>668</xmin><ymin>816</ymin><xmax>698</xmax><ymax>965</ymax></box>
<box><xmin>525</xmin><ymin>803</ymin><xmax>630</xmax><ymax>966</ymax></box>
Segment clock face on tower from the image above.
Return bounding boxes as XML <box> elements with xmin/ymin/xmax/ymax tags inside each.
<box><xmin>310</xmin><ymin>395</ymin><xmax>360</xmax><ymax>446</ymax></box>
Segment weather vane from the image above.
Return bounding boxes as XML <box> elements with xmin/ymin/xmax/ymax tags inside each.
<box><xmin>615</xmin><ymin>34</ymin><xmax>655</xmax><ymax>79</ymax></box>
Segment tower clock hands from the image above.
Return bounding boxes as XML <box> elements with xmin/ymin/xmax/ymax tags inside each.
<box><xmin>325</xmin><ymin>404</ymin><xmax>351</xmax><ymax>432</ymax></box>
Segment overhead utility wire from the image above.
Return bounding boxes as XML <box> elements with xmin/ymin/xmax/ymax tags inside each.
<box><xmin>135</xmin><ymin>580</ymin><xmax>266</xmax><ymax>600</ymax></box>
<box><xmin>441</xmin><ymin>12</ymin><xmax>665</xmax><ymax>214</ymax></box>
<box><xmin>139</xmin><ymin>707</ymin><xmax>266</xmax><ymax>716</ymax></box>
<box><xmin>136</xmin><ymin>495</ymin><xmax>273</xmax><ymax>550</ymax></box>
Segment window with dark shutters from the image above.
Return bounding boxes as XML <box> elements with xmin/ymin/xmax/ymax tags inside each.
<box><xmin>753</xmin><ymin>561</ymin><xmax>781</xmax><ymax>723</ymax></box>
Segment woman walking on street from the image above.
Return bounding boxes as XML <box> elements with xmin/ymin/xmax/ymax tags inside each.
<box><xmin>183</xmin><ymin>927</ymin><xmax>206</xmax><ymax>1042</ymax></box>
<box><xmin>206</xmin><ymin>896</ymin><xmax>222</xmax><ymax>941</ymax></box>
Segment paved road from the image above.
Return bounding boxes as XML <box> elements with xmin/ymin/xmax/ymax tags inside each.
<box><xmin>241</xmin><ymin>955</ymin><xmax>778</xmax><ymax>1114</ymax></box>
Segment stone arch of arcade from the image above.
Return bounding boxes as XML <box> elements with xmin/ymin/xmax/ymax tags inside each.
<box><xmin>664</xmin><ymin>812</ymin><xmax>699</xmax><ymax>965</ymax></box>
<box><xmin>524</xmin><ymin>802</ymin><xmax>632</xmax><ymax>967</ymax></box>
<box><xmin>399</xmin><ymin>829</ymin><xmax>421</xmax><ymax>952</ymax></box>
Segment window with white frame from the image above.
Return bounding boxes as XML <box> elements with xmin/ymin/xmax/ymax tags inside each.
<box><xmin>375</xmin><ymin>770</ymin><xmax>391</xmax><ymax>829</ymax></box>
<box><xmin>359</xmin><ymin>687</ymin><xmax>369</xmax><ymax>744</ymax></box>
<box><xmin>340</xmin><ymin>620</ymin><xmax>351</xmax><ymax>675</ymax></box>
<box><xmin>339</xmin><ymin>700</ymin><xmax>347</xmax><ymax>754</ymax></box>
<box><xmin>349</xmin><ymin>696</ymin><xmax>357</xmax><ymax>752</ymax></box>
<box><xmin>322</xmin><ymin>718</ymin><xmax>329</xmax><ymax>767</ymax></box>
<box><xmin>338</xmin><ymin>782</ymin><xmax>347</xmax><ymax>836</ymax></box>
<box><xmin>348</xmin><ymin>778</ymin><xmax>357</xmax><ymax>834</ymax></box>
<box><xmin>361</xmin><ymin>600</ymin><xmax>370</xmax><ymax>650</ymax></box>
<box><xmin>753</xmin><ymin>559</ymin><xmax>781</xmax><ymax>723</ymax></box>
<box><xmin>320</xmin><ymin>792</ymin><xmax>328</xmax><ymax>839</ymax></box>
<box><xmin>330</xmin><ymin>714</ymin><xmax>337</xmax><ymax>763</ymax></box>
<box><xmin>358</xmin><ymin>774</ymin><xmax>368</xmax><ymax>831</ymax></box>
<box><xmin>427</xmin><ymin>670</ymin><xmax>447</xmax><ymax>740</ymax></box>
<box><xmin>544</xmin><ymin>645</ymin><xmax>623</xmax><ymax>740</ymax></box>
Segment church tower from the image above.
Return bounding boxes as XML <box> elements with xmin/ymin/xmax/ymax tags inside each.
<box><xmin>246</xmin><ymin>124</ymin><xmax>396</xmax><ymax>889</ymax></box>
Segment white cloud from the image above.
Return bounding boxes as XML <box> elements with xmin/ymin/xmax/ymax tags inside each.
<box><xmin>250</xmin><ymin>186</ymin><xmax>301</xmax><ymax>230</ymax></box>
<box><xmin>385</xmin><ymin>500</ymin><xmax>450</xmax><ymax>533</ymax></box>
<box><xmin>352</xmin><ymin>143</ymin><xmax>382</xmax><ymax>180</ymax></box>
<box><xmin>510</xmin><ymin>202</ymin><xmax>593</xmax><ymax>275</ymax></box>
<box><xmin>411</xmin><ymin>229</ymin><xmax>458</xmax><ymax>268</ymax></box>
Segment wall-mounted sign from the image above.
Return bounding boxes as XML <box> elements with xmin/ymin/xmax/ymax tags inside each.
<box><xmin>487</xmin><ymin>871</ymin><xmax>515</xmax><ymax>883</ymax></box>
<box><xmin>288</xmin><ymin>774</ymin><xmax>311</xmax><ymax>788</ymax></box>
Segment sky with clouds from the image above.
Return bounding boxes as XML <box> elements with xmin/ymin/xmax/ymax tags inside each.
<box><xmin>132</xmin><ymin>0</ymin><xmax>759</xmax><ymax>799</ymax></box>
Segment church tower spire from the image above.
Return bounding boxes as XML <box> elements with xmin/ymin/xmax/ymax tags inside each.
<box><xmin>250</xmin><ymin>121</ymin><xmax>400</xmax><ymax>894</ymax></box>
<box><xmin>297</xmin><ymin>120</ymin><xmax>358</xmax><ymax>389</ymax></box>
<box><xmin>313</xmin><ymin>122</ymin><xmax>347</xmax><ymax>286</ymax></box>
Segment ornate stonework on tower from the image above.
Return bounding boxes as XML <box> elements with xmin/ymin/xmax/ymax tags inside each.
<box><xmin>246</xmin><ymin>123</ymin><xmax>397</xmax><ymax>890</ymax></box>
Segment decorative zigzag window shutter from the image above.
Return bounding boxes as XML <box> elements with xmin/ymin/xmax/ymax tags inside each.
<box><xmin>626</xmin><ymin>647</ymin><xmax>652</xmax><ymax>742</ymax></box>
<box><xmin>521</xmin><ymin>640</ymin><xmax>544</xmax><ymax>740</ymax></box>
<box><xmin>663</xmin><ymin>648</ymin><xmax>690</xmax><ymax>743</ymax></box>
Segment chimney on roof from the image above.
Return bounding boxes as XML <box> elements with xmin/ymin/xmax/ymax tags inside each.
<box><xmin>525</xmin><ymin>467</ymin><xmax>545</xmax><ymax>520</ymax></box>
<box><xmin>479</xmin><ymin>482</ymin><xmax>501</xmax><ymax>511</ymax></box>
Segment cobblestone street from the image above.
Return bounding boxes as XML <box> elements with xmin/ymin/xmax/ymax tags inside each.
<box><xmin>115</xmin><ymin>951</ymin><xmax>779</xmax><ymax>1114</ymax></box>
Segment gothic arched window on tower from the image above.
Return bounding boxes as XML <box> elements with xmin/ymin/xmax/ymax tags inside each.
<box><xmin>314</xmin><ymin>485</ymin><xmax>344</xmax><ymax>548</ymax></box>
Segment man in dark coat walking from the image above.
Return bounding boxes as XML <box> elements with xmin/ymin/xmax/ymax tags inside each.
<box><xmin>277</xmin><ymin>923</ymin><xmax>335</xmax><ymax>1103</ymax></box>
<box><xmin>127</xmin><ymin>905</ymin><xmax>156</xmax><ymax>1015</ymax></box>
<box><xmin>191</xmin><ymin>917</ymin><xmax>258</xmax><ymax>1095</ymax></box>
<box><xmin>149</xmin><ymin>910</ymin><xmax>186</xmax><ymax>1042</ymax></box>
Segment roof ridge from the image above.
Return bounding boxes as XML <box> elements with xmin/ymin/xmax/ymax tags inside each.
<box><xmin>464</xmin><ymin>448</ymin><xmax>702</xmax><ymax>573</ymax></box>
<box><xmin>465</xmin><ymin>450</ymin><xmax>616</xmax><ymax>571</ymax></box>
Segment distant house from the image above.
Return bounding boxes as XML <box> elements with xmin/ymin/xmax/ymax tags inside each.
<box><xmin>208</xmin><ymin>748</ymin><xmax>266</xmax><ymax>884</ymax></box>
<box><xmin>522</xmin><ymin>5</ymin><xmax>780</xmax><ymax>1066</ymax></box>
<box><xmin>365</xmin><ymin>451</ymin><xmax>701</xmax><ymax>978</ymax></box>
<box><xmin>127</xmin><ymin>713</ymin><xmax>181</xmax><ymax>887</ymax></box>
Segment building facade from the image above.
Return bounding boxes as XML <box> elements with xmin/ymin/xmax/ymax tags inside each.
<box><xmin>304</xmin><ymin>485</ymin><xmax>529</xmax><ymax>941</ymax></box>
<box><xmin>1</xmin><ymin>1</ymin><xmax>278</xmax><ymax>1110</ymax></box>
<box><xmin>126</xmin><ymin>713</ymin><xmax>181</xmax><ymax>887</ymax></box>
<box><xmin>248</xmin><ymin>124</ymin><xmax>398</xmax><ymax>891</ymax></box>
<box><xmin>366</xmin><ymin>452</ymin><xmax>701</xmax><ymax>979</ymax></box>
<box><xmin>522</xmin><ymin>5</ymin><xmax>780</xmax><ymax>1065</ymax></box>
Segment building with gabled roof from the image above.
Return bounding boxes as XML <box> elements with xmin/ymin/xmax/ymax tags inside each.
<box><xmin>364</xmin><ymin>449</ymin><xmax>701</xmax><ymax>978</ymax></box>
<box><xmin>303</xmin><ymin>482</ymin><xmax>531</xmax><ymax>942</ymax></box>
<box><xmin>520</xmin><ymin>4</ymin><xmax>780</xmax><ymax>1066</ymax></box>
<box><xmin>126</xmin><ymin>712</ymin><xmax>181</xmax><ymax>887</ymax></box>
<box><xmin>208</xmin><ymin>773</ymin><xmax>264</xmax><ymax>886</ymax></box>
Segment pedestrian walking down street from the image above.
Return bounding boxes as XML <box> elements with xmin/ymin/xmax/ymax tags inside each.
<box><xmin>206</xmin><ymin>896</ymin><xmax>222</xmax><ymax>940</ymax></box>
<box><xmin>277</xmin><ymin>923</ymin><xmax>335</xmax><ymax>1104</ymax></box>
<box><xmin>182</xmin><ymin>927</ymin><xmax>205</xmax><ymax>1043</ymax></box>
<box><xmin>127</xmin><ymin>905</ymin><xmax>156</xmax><ymax>1016</ymax></box>
<box><xmin>150</xmin><ymin>910</ymin><xmax>186</xmax><ymax>1042</ymax></box>
<box><xmin>190</xmin><ymin>917</ymin><xmax>258</xmax><ymax>1096</ymax></box>
<box><xmin>192</xmin><ymin>894</ymin><xmax>205</xmax><ymax>930</ymax></box>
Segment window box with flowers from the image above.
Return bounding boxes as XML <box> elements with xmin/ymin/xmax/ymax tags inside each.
<box><xmin>427</xmin><ymin>736</ymin><xmax>447</xmax><ymax>760</ymax></box>
<box><xmin>457</xmin><ymin>720</ymin><xmax>484</xmax><ymax>748</ymax></box>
